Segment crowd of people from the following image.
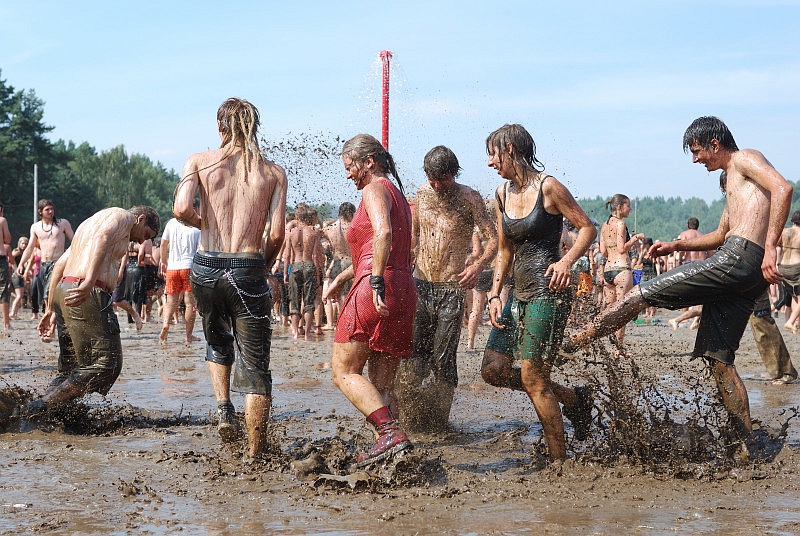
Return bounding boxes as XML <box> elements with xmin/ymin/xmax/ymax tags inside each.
<box><xmin>1</xmin><ymin>103</ymin><xmax>798</xmax><ymax>466</ymax></box>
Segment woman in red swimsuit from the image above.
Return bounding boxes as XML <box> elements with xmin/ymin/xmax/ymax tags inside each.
<box><xmin>324</xmin><ymin>134</ymin><xmax>416</xmax><ymax>468</ymax></box>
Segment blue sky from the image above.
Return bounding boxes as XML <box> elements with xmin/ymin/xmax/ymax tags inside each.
<box><xmin>2</xmin><ymin>1</ymin><xmax>799</xmax><ymax>207</ymax></box>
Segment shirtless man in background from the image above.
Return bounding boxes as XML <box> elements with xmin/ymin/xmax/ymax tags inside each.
<box><xmin>2</xmin><ymin>206</ymin><xmax>159</xmax><ymax>423</ymax></box>
<box><xmin>396</xmin><ymin>145</ymin><xmax>497</xmax><ymax>432</ymax></box>
<box><xmin>173</xmin><ymin>97</ymin><xmax>287</xmax><ymax>462</ymax></box>
<box><xmin>668</xmin><ymin>217</ymin><xmax>707</xmax><ymax>330</ymax></box>
<box><xmin>283</xmin><ymin>203</ymin><xmax>321</xmax><ymax>340</ymax></box>
<box><xmin>565</xmin><ymin>116</ymin><xmax>792</xmax><ymax>440</ymax></box>
<box><xmin>17</xmin><ymin>200</ymin><xmax>74</xmax><ymax>313</ymax></box>
<box><xmin>322</xmin><ymin>202</ymin><xmax>355</xmax><ymax>330</ymax></box>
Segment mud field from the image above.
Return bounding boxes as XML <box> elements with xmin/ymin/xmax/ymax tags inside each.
<box><xmin>2</xmin><ymin>308</ymin><xmax>800</xmax><ymax>535</ymax></box>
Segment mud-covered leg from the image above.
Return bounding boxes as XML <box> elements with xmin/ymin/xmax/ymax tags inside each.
<box><xmin>709</xmin><ymin>360</ymin><xmax>752</xmax><ymax>438</ymax></box>
<box><xmin>565</xmin><ymin>286</ymin><xmax>648</xmax><ymax>352</ymax></box>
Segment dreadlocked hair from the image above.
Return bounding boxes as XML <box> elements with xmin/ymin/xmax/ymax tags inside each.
<box><xmin>217</xmin><ymin>97</ymin><xmax>262</xmax><ymax>183</ymax></box>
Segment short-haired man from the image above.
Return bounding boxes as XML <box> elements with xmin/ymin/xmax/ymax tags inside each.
<box><xmin>158</xmin><ymin>199</ymin><xmax>201</xmax><ymax>346</ymax></box>
<box><xmin>396</xmin><ymin>145</ymin><xmax>498</xmax><ymax>432</ymax></box>
<box><xmin>173</xmin><ymin>97</ymin><xmax>287</xmax><ymax>461</ymax></box>
<box><xmin>565</xmin><ymin>116</ymin><xmax>793</xmax><ymax>440</ymax></box>
<box><xmin>668</xmin><ymin>217</ymin><xmax>707</xmax><ymax>330</ymax></box>
<box><xmin>283</xmin><ymin>203</ymin><xmax>321</xmax><ymax>340</ymax></box>
<box><xmin>8</xmin><ymin>206</ymin><xmax>159</xmax><ymax>420</ymax></box>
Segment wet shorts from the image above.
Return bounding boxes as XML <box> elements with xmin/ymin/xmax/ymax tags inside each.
<box><xmin>165</xmin><ymin>268</ymin><xmax>192</xmax><ymax>295</ymax></box>
<box><xmin>334</xmin><ymin>270</ymin><xmax>416</xmax><ymax>358</ymax></box>
<box><xmin>0</xmin><ymin>257</ymin><xmax>10</xmax><ymax>304</ymax></box>
<box><xmin>485</xmin><ymin>289</ymin><xmax>572</xmax><ymax>362</ymax></box>
<box><xmin>39</xmin><ymin>260</ymin><xmax>57</xmax><ymax>301</ymax></box>
<box><xmin>51</xmin><ymin>281</ymin><xmax>122</xmax><ymax>395</ymax></box>
<box><xmin>407</xmin><ymin>279</ymin><xmax>466</xmax><ymax>387</ymax></box>
<box><xmin>288</xmin><ymin>261</ymin><xmax>317</xmax><ymax>315</ymax></box>
<box><xmin>190</xmin><ymin>252</ymin><xmax>273</xmax><ymax>396</ymax></box>
<box><xmin>640</xmin><ymin>236</ymin><xmax>767</xmax><ymax>365</ymax></box>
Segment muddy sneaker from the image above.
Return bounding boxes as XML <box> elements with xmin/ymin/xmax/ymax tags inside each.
<box><xmin>217</xmin><ymin>402</ymin><xmax>240</xmax><ymax>443</ymax></box>
<box><xmin>356</xmin><ymin>420</ymin><xmax>412</xmax><ymax>468</ymax></box>
<box><xmin>563</xmin><ymin>386</ymin><xmax>593</xmax><ymax>441</ymax></box>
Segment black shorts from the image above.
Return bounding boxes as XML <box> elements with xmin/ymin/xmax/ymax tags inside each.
<box><xmin>640</xmin><ymin>236</ymin><xmax>767</xmax><ymax>365</ymax></box>
<box><xmin>0</xmin><ymin>257</ymin><xmax>11</xmax><ymax>304</ymax></box>
<box><xmin>191</xmin><ymin>252</ymin><xmax>273</xmax><ymax>397</ymax></box>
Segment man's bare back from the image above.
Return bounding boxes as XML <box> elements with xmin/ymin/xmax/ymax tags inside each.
<box><xmin>60</xmin><ymin>209</ymin><xmax>141</xmax><ymax>291</ymax></box>
<box><xmin>323</xmin><ymin>219</ymin><xmax>351</xmax><ymax>260</ymax></box>
<box><xmin>413</xmin><ymin>182</ymin><xmax>497</xmax><ymax>285</ymax></box>
<box><xmin>287</xmin><ymin>222</ymin><xmax>320</xmax><ymax>265</ymax></box>
<box><xmin>678</xmin><ymin>229</ymin><xmax>705</xmax><ymax>262</ymax></box>
<box><xmin>174</xmin><ymin>147</ymin><xmax>287</xmax><ymax>263</ymax></box>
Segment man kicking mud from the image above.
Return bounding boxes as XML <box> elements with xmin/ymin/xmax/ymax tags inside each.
<box><xmin>564</xmin><ymin>116</ymin><xmax>792</xmax><ymax>439</ymax></box>
<box><xmin>0</xmin><ymin>206</ymin><xmax>159</xmax><ymax>423</ymax></box>
<box><xmin>173</xmin><ymin>97</ymin><xmax>287</xmax><ymax>462</ymax></box>
<box><xmin>395</xmin><ymin>145</ymin><xmax>497</xmax><ymax>432</ymax></box>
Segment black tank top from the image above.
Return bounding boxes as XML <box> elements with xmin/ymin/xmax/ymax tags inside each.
<box><xmin>497</xmin><ymin>177</ymin><xmax>565</xmax><ymax>302</ymax></box>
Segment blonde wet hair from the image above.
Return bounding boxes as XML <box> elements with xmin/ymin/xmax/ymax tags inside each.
<box><xmin>217</xmin><ymin>97</ymin><xmax>262</xmax><ymax>183</ymax></box>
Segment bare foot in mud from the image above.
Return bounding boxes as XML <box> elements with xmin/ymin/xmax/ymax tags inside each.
<box><xmin>668</xmin><ymin>318</ymin><xmax>679</xmax><ymax>331</ymax></box>
<box><xmin>184</xmin><ymin>335</ymin><xmax>201</xmax><ymax>346</ymax></box>
<box><xmin>159</xmin><ymin>327</ymin><xmax>168</xmax><ymax>346</ymax></box>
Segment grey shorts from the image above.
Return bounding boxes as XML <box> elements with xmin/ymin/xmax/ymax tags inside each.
<box><xmin>640</xmin><ymin>236</ymin><xmax>767</xmax><ymax>365</ymax></box>
<box><xmin>408</xmin><ymin>279</ymin><xmax>466</xmax><ymax>387</ymax></box>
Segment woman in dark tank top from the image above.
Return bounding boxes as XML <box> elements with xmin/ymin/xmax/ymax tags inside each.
<box><xmin>481</xmin><ymin>123</ymin><xmax>597</xmax><ymax>461</ymax></box>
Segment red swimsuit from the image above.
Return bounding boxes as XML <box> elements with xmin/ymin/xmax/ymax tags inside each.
<box><xmin>334</xmin><ymin>178</ymin><xmax>417</xmax><ymax>357</ymax></box>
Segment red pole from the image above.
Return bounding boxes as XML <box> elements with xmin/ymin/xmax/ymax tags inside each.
<box><xmin>379</xmin><ymin>50</ymin><xmax>392</xmax><ymax>149</ymax></box>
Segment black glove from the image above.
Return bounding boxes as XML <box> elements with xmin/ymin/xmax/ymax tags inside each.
<box><xmin>369</xmin><ymin>275</ymin><xmax>386</xmax><ymax>302</ymax></box>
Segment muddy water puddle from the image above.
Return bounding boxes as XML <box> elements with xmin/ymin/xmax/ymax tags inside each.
<box><xmin>2</xmin><ymin>318</ymin><xmax>800</xmax><ymax>534</ymax></box>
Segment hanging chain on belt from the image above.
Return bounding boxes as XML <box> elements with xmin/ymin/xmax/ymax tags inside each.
<box><xmin>223</xmin><ymin>270</ymin><xmax>272</xmax><ymax>320</ymax></box>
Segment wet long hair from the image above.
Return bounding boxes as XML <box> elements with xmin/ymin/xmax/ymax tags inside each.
<box><xmin>606</xmin><ymin>194</ymin><xmax>630</xmax><ymax>215</ymax></box>
<box><xmin>485</xmin><ymin>124</ymin><xmax>545</xmax><ymax>173</ymax></box>
<box><xmin>683</xmin><ymin>116</ymin><xmax>739</xmax><ymax>152</ymax></box>
<box><xmin>217</xmin><ymin>97</ymin><xmax>262</xmax><ymax>183</ymax></box>
<box><xmin>37</xmin><ymin>199</ymin><xmax>61</xmax><ymax>225</ymax></box>
<box><xmin>341</xmin><ymin>134</ymin><xmax>405</xmax><ymax>195</ymax></box>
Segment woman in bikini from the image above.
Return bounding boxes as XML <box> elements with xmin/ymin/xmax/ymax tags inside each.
<box><xmin>599</xmin><ymin>194</ymin><xmax>644</xmax><ymax>355</ymax></box>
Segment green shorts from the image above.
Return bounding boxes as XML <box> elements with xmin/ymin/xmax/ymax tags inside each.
<box><xmin>485</xmin><ymin>290</ymin><xmax>572</xmax><ymax>361</ymax></box>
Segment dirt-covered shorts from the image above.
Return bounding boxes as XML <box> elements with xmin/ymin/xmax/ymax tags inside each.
<box><xmin>407</xmin><ymin>279</ymin><xmax>466</xmax><ymax>387</ymax></box>
<box><xmin>640</xmin><ymin>236</ymin><xmax>767</xmax><ymax>365</ymax></box>
<box><xmin>51</xmin><ymin>281</ymin><xmax>122</xmax><ymax>395</ymax></box>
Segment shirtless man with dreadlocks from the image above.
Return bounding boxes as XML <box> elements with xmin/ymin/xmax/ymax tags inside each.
<box><xmin>173</xmin><ymin>97</ymin><xmax>287</xmax><ymax>462</ymax></box>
